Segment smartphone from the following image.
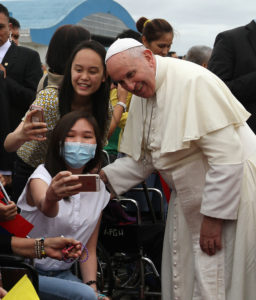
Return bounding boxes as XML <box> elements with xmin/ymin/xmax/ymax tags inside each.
<box><xmin>77</xmin><ymin>174</ymin><xmax>100</xmax><ymax>192</ymax></box>
<box><xmin>29</xmin><ymin>105</ymin><xmax>45</xmax><ymax>137</ymax></box>
<box><xmin>29</xmin><ymin>105</ymin><xmax>44</xmax><ymax>123</ymax></box>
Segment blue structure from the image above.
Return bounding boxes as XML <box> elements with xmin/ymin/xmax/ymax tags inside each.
<box><xmin>2</xmin><ymin>0</ymin><xmax>136</xmax><ymax>45</ymax></box>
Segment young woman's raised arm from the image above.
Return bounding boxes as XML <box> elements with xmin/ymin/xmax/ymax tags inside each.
<box><xmin>26</xmin><ymin>171</ymin><xmax>81</xmax><ymax>217</ymax></box>
<box><xmin>4</xmin><ymin>110</ymin><xmax>47</xmax><ymax>152</ymax></box>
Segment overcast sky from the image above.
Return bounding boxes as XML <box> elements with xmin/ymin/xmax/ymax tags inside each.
<box><xmin>115</xmin><ymin>0</ymin><xmax>256</xmax><ymax>55</ymax></box>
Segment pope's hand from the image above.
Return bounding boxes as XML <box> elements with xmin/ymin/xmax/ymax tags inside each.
<box><xmin>200</xmin><ymin>215</ymin><xmax>223</xmax><ymax>256</ymax></box>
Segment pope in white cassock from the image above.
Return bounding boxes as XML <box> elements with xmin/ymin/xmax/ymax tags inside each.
<box><xmin>100</xmin><ymin>38</ymin><xmax>256</xmax><ymax>300</ymax></box>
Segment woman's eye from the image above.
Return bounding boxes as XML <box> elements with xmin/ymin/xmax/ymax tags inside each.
<box><xmin>89</xmin><ymin>69</ymin><xmax>99</xmax><ymax>75</ymax></box>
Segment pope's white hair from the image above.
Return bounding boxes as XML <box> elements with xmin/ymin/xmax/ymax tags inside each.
<box><xmin>125</xmin><ymin>45</ymin><xmax>147</xmax><ymax>58</ymax></box>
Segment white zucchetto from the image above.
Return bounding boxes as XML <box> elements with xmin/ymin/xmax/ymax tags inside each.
<box><xmin>105</xmin><ymin>38</ymin><xmax>143</xmax><ymax>63</ymax></box>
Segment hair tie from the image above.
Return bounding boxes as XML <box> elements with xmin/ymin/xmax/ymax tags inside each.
<box><xmin>143</xmin><ymin>19</ymin><xmax>151</xmax><ymax>28</ymax></box>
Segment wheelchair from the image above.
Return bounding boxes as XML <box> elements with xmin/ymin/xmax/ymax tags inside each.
<box><xmin>97</xmin><ymin>183</ymin><xmax>165</xmax><ymax>300</ymax></box>
<box><xmin>0</xmin><ymin>254</ymin><xmax>38</xmax><ymax>292</ymax></box>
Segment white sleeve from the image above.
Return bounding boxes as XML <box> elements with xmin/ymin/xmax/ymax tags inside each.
<box><xmin>195</xmin><ymin>125</ymin><xmax>244</xmax><ymax>220</ymax></box>
<box><xmin>17</xmin><ymin>164</ymin><xmax>52</xmax><ymax>212</ymax></box>
<box><xmin>103</xmin><ymin>156</ymin><xmax>155</xmax><ymax>195</ymax></box>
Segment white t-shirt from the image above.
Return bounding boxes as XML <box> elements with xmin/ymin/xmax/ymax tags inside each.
<box><xmin>18</xmin><ymin>164</ymin><xmax>110</xmax><ymax>271</ymax></box>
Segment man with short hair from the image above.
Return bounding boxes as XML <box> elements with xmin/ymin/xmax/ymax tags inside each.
<box><xmin>0</xmin><ymin>4</ymin><xmax>42</xmax><ymax>131</ymax></box>
<box><xmin>185</xmin><ymin>45</ymin><xmax>212</xmax><ymax>67</ymax></box>
<box><xmin>9</xmin><ymin>16</ymin><xmax>20</xmax><ymax>45</ymax></box>
<box><xmin>101</xmin><ymin>38</ymin><xmax>256</xmax><ymax>299</ymax></box>
<box><xmin>0</xmin><ymin>4</ymin><xmax>42</xmax><ymax>177</ymax></box>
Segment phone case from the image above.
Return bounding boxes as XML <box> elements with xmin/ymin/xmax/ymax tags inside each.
<box><xmin>29</xmin><ymin>105</ymin><xmax>44</xmax><ymax>123</ymax></box>
<box><xmin>78</xmin><ymin>174</ymin><xmax>100</xmax><ymax>192</ymax></box>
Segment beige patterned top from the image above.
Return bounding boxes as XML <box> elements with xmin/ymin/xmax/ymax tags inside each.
<box><xmin>17</xmin><ymin>87</ymin><xmax>60</xmax><ymax>168</ymax></box>
<box><xmin>17</xmin><ymin>86</ymin><xmax>112</xmax><ymax>168</ymax></box>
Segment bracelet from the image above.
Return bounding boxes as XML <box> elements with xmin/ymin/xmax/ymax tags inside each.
<box><xmin>35</xmin><ymin>238</ymin><xmax>47</xmax><ymax>259</ymax></box>
<box><xmin>86</xmin><ymin>280</ymin><xmax>97</xmax><ymax>286</ymax></box>
<box><xmin>116</xmin><ymin>101</ymin><xmax>126</xmax><ymax>112</ymax></box>
<box><xmin>62</xmin><ymin>242</ymin><xmax>89</xmax><ymax>263</ymax></box>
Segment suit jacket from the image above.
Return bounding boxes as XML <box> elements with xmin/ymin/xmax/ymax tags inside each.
<box><xmin>208</xmin><ymin>20</ymin><xmax>256</xmax><ymax>132</ymax></box>
<box><xmin>2</xmin><ymin>43</ymin><xmax>43</xmax><ymax>131</ymax></box>
<box><xmin>0</xmin><ymin>77</ymin><xmax>12</xmax><ymax>171</ymax></box>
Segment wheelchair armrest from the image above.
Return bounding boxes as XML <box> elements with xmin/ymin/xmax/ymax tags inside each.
<box><xmin>113</xmin><ymin>197</ymin><xmax>142</xmax><ymax>224</ymax></box>
<box><xmin>0</xmin><ymin>254</ymin><xmax>39</xmax><ymax>292</ymax></box>
<box><xmin>131</xmin><ymin>185</ymin><xmax>165</xmax><ymax>222</ymax></box>
<box><xmin>0</xmin><ymin>254</ymin><xmax>25</xmax><ymax>264</ymax></box>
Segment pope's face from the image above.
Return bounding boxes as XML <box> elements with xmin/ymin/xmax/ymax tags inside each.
<box><xmin>0</xmin><ymin>13</ymin><xmax>11</xmax><ymax>47</ymax></box>
<box><xmin>106</xmin><ymin>49</ymin><xmax>156</xmax><ymax>98</ymax></box>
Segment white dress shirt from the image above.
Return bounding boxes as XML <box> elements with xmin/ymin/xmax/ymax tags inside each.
<box><xmin>0</xmin><ymin>39</ymin><xmax>11</xmax><ymax>64</ymax></box>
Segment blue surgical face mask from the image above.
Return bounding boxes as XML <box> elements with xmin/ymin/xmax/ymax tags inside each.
<box><xmin>62</xmin><ymin>142</ymin><xmax>97</xmax><ymax>169</ymax></box>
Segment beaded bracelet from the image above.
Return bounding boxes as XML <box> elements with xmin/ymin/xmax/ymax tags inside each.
<box><xmin>35</xmin><ymin>238</ymin><xmax>47</xmax><ymax>259</ymax></box>
<box><xmin>62</xmin><ymin>242</ymin><xmax>89</xmax><ymax>264</ymax></box>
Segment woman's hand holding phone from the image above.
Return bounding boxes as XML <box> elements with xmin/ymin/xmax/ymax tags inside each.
<box><xmin>45</xmin><ymin>171</ymin><xmax>82</xmax><ymax>203</ymax></box>
<box><xmin>21</xmin><ymin>109</ymin><xmax>48</xmax><ymax>142</ymax></box>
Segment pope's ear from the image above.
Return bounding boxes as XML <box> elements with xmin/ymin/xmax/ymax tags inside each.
<box><xmin>143</xmin><ymin>49</ymin><xmax>154</xmax><ymax>65</ymax></box>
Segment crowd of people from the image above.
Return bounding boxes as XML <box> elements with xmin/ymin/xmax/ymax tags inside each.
<box><xmin>1</xmin><ymin>2</ymin><xmax>256</xmax><ymax>299</ymax></box>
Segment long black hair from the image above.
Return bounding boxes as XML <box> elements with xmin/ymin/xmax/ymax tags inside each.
<box><xmin>59</xmin><ymin>40</ymin><xmax>110</xmax><ymax>141</ymax></box>
<box><xmin>46</xmin><ymin>24</ymin><xmax>91</xmax><ymax>75</ymax></box>
<box><xmin>45</xmin><ymin>110</ymin><xmax>102</xmax><ymax>177</ymax></box>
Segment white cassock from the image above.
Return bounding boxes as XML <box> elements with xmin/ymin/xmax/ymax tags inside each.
<box><xmin>103</xmin><ymin>55</ymin><xmax>256</xmax><ymax>300</ymax></box>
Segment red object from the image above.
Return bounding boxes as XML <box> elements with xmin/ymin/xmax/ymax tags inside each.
<box><xmin>0</xmin><ymin>200</ymin><xmax>34</xmax><ymax>237</ymax></box>
<box><xmin>62</xmin><ymin>245</ymin><xmax>74</xmax><ymax>255</ymax></box>
<box><xmin>159</xmin><ymin>173</ymin><xmax>171</xmax><ymax>203</ymax></box>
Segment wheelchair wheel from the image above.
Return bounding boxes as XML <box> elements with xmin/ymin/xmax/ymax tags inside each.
<box><xmin>111</xmin><ymin>253</ymin><xmax>141</xmax><ymax>289</ymax></box>
<box><xmin>97</xmin><ymin>241</ymin><xmax>114</xmax><ymax>296</ymax></box>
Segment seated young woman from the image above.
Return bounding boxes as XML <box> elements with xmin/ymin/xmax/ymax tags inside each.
<box><xmin>17</xmin><ymin>110</ymin><xmax>110</xmax><ymax>300</ymax></box>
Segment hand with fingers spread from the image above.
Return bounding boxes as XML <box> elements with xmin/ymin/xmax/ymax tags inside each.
<box><xmin>200</xmin><ymin>215</ymin><xmax>223</xmax><ymax>256</ymax></box>
<box><xmin>0</xmin><ymin>201</ymin><xmax>17</xmax><ymax>221</ymax></box>
<box><xmin>45</xmin><ymin>171</ymin><xmax>82</xmax><ymax>203</ymax></box>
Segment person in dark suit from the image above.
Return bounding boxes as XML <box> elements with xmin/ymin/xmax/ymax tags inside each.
<box><xmin>0</xmin><ymin>75</ymin><xmax>11</xmax><ymax>171</ymax></box>
<box><xmin>208</xmin><ymin>20</ymin><xmax>256</xmax><ymax>132</ymax></box>
<box><xmin>0</xmin><ymin>4</ymin><xmax>43</xmax><ymax>132</ymax></box>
